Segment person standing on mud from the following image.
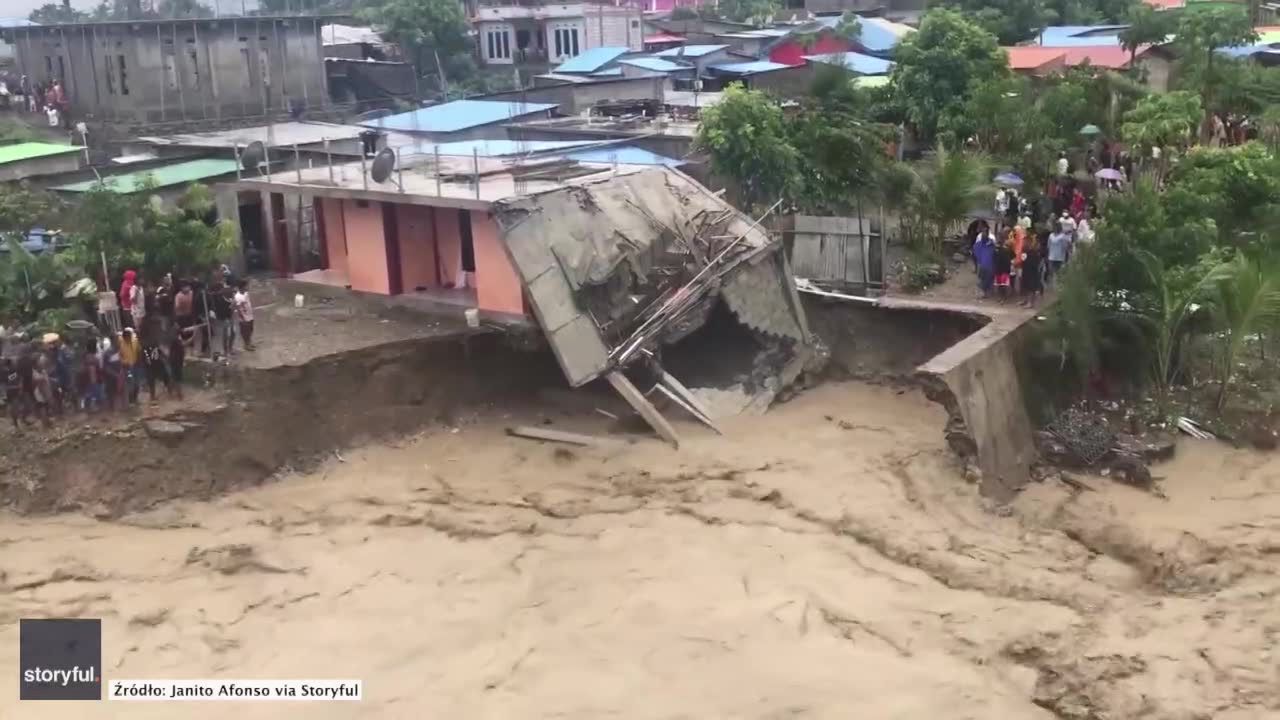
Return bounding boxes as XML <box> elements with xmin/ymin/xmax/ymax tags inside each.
<box><xmin>212</xmin><ymin>282</ymin><xmax>236</xmax><ymax>360</ymax></box>
<box><xmin>233</xmin><ymin>280</ymin><xmax>255</xmax><ymax>352</ymax></box>
<box><xmin>174</xmin><ymin>280</ymin><xmax>195</xmax><ymax>331</ymax></box>
<box><xmin>4</xmin><ymin>357</ymin><xmax>23</xmax><ymax>430</ymax></box>
<box><xmin>973</xmin><ymin>227</ymin><xmax>996</xmax><ymax>299</ymax></box>
<box><xmin>168</xmin><ymin>327</ymin><xmax>189</xmax><ymax>401</ymax></box>
<box><xmin>81</xmin><ymin>341</ymin><xmax>105</xmax><ymax>413</ymax></box>
<box><xmin>119</xmin><ymin>328</ymin><xmax>142</xmax><ymax>405</ymax></box>
<box><xmin>142</xmin><ymin>336</ymin><xmax>170</xmax><ymax>403</ymax></box>
<box><xmin>993</xmin><ymin>236</ymin><xmax>1014</xmax><ymax>304</ymax></box>
<box><xmin>31</xmin><ymin>354</ymin><xmax>53</xmax><ymax>427</ymax></box>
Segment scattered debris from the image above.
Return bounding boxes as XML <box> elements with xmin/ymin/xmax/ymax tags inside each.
<box><xmin>506</xmin><ymin>426</ymin><xmax>626</xmax><ymax>448</ymax></box>
<box><xmin>1046</xmin><ymin>408</ymin><xmax>1115</xmax><ymax>466</ymax></box>
<box><xmin>1177</xmin><ymin>417</ymin><xmax>1216</xmax><ymax>441</ymax></box>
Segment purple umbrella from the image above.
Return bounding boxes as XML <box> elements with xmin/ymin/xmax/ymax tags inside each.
<box><xmin>1095</xmin><ymin>168</ymin><xmax>1124</xmax><ymax>181</ymax></box>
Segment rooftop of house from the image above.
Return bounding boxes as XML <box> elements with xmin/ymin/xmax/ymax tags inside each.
<box><xmin>1057</xmin><ymin>45</ymin><xmax>1152</xmax><ymax>68</ymax></box>
<box><xmin>1035</xmin><ymin>25</ymin><xmax>1127</xmax><ymax>47</ymax></box>
<box><xmin>320</xmin><ymin>24</ymin><xmax>384</xmax><ymax>46</ymax></box>
<box><xmin>802</xmin><ymin>51</ymin><xmax>894</xmax><ymax>75</ymax></box>
<box><xmin>0</xmin><ymin>17</ymin><xmax>37</xmax><ymax>28</ymax></box>
<box><xmin>562</xmin><ymin>146</ymin><xmax>683</xmax><ymax>167</ymax></box>
<box><xmin>135</xmin><ymin>121</ymin><xmax>366</xmax><ymax>149</ymax></box>
<box><xmin>816</xmin><ymin>16</ymin><xmax>914</xmax><ymax>54</ymax></box>
<box><xmin>643</xmin><ymin>33</ymin><xmax>685</xmax><ymax>44</ymax></box>
<box><xmin>1004</xmin><ymin>46</ymin><xmax>1070</xmax><ymax>70</ymax></box>
<box><xmin>619</xmin><ymin>56</ymin><xmax>689</xmax><ymax>72</ymax></box>
<box><xmin>0</xmin><ymin>142</ymin><xmax>80</xmax><ymax>166</ymax></box>
<box><xmin>54</xmin><ymin>158</ymin><xmax>239</xmax><ymax>193</ymax></box>
<box><xmin>655</xmin><ymin>44</ymin><xmax>729</xmax><ymax>57</ymax></box>
<box><xmin>226</xmin><ymin>151</ymin><xmax>654</xmax><ymax>210</ymax></box>
<box><xmin>364</xmin><ymin>100</ymin><xmax>560</xmax><ymax>134</ymax></box>
<box><xmin>472</xmin><ymin>3</ymin><xmax>634</xmax><ymax>21</ymax></box>
<box><xmin>509</xmin><ymin>114</ymin><xmax>702</xmax><ymax>137</ymax></box>
<box><xmin>0</xmin><ymin>14</ymin><xmax>347</xmax><ymax>33</ymax></box>
<box><xmin>710</xmin><ymin>60</ymin><xmax>791</xmax><ymax>75</ymax></box>
<box><xmin>553</xmin><ymin>47</ymin><xmax>633</xmax><ymax>73</ymax></box>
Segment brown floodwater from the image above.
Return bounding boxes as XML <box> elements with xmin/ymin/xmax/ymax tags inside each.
<box><xmin>2</xmin><ymin>381</ymin><xmax>1278</xmax><ymax>718</ymax></box>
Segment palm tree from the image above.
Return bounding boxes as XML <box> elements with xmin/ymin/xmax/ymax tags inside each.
<box><xmin>1133</xmin><ymin>250</ymin><xmax>1229</xmax><ymax>410</ymax></box>
<box><xmin>1212</xmin><ymin>251</ymin><xmax>1280</xmax><ymax>410</ymax></box>
<box><xmin>909</xmin><ymin>147</ymin><xmax>990</xmax><ymax>257</ymax></box>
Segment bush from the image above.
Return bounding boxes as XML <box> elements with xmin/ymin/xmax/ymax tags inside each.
<box><xmin>896</xmin><ymin>252</ymin><xmax>946</xmax><ymax>292</ymax></box>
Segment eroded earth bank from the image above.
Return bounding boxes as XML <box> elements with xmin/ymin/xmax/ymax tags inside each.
<box><xmin>3</xmin><ymin>379</ymin><xmax>1279</xmax><ymax>719</ymax></box>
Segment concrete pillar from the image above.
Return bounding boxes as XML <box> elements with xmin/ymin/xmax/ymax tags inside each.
<box><xmin>214</xmin><ymin>187</ymin><xmax>244</xmax><ymax>274</ymax></box>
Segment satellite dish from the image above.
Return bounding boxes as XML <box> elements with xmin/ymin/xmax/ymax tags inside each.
<box><xmin>241</xmin><ymin>141</ymin><xmax>267</xmax><ymax>173</ymax></box>
<box><xmin>370</xmin><ymin>147</ymin><xmax>396</xmax><ymax>184</ymax></box>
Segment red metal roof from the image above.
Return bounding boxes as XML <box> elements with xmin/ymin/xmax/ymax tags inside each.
<box><xmin>1005</xmin><ymin>46</ymin><xmax>1067</xmax><ymax>69</ymax></box>
<box><xmin>1059</xmin><ymin>45</ymin><xmax>1151</xmax><ymax>69</ymax></box>
<box><xmin>1143</xmin><ymin>0</ymin><xmax>1184</xmax><ymax>9</ymax></box>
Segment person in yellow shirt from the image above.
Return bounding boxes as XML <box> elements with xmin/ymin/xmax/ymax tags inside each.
<box><xmin>118</xmin><ymin>328</ymin><xmax>142</xmax><ymax>405</ymax></box>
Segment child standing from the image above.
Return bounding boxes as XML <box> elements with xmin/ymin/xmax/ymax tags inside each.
<box><xmin>994</xmin><ymin>238</ymin><xmax>1014</xmax><ymax>304</ymax></box>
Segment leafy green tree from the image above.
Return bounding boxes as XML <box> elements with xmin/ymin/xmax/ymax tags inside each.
<box><xmin>905</xmin><ymin>147</ymin><xmax>990</xmax><ymax>256</ymax></box>
<box><xmin>696</xmin><ymin>85</ymin><xmax>800</xmax><ymax>212</ymax></box>
<box><xmin>1120</xmin><ymin>90</ymin><xmax>1201</xmax><ymax>179</ymax></box>
<box><xmin>948</xmin><ymin>0</ymin><xmax>1048</xmax><ymax>44</ymax></box>
<box><xmin>964</xmin><ymin>75</ymin><xmax>1039</xmax><ymax>154</ymax></box>
<box><xmin>1094</xmin><ymin>178</ymin><xmax>1217</xmax><ymax>296</ymax></box>
<box><xmin>1175</xmin><ymin>7</ymin><xmax>1258</xmax><ymax>141</ymax></box>
<box><xmin>1132</xmin><ymin>248</ymin><xmax>1230</xmax><ymax>406</ymax></box>
<box><xmin>28</xmin><ymin>2</ymin><xmax>89</xmax><ymax>23</ymax></box>
<box><xmin>1212</xmin><ymin>251</ymin><xmax>1280</xmax><ymax>409</ymax></box>
<box><xmin>892</xmin><ymin>9</ymin><xmax>1008</xmax><ymax>144</ymax></box>
<box><xmin>788</xmin><ymin>107</ymin><xmax>889</xmax><ymax>214</ymax></box>
<box><xmin>713</xmin><ymin>0</ymin><xmax>780</xmax><ymax>25</ymax></box>
<box><xmin>834</xmin><ymin>12</ymin><xmax>862</xmax><ymax>41</ymax></box>
<box><xmin>356</xmin><ymin>0</ymin><xmax>470</xmax><ymax>84</ymax></box>
<box><xmin>1162</xmin><ymin>144</ymin><xmax>1280</xmax><ymax>245</ymax></box>
<box><xmin>1118</xmin><ymin>4</ymin><xmax>1173</xmax><ymax>73</ymax></box>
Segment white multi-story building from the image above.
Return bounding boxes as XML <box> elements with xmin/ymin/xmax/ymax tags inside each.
<box><xmin>472</xmin><ymin>3</ymin><xmax>643</xmax><ymax>66</ymax></box>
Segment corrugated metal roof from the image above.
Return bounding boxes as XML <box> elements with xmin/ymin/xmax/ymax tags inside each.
<box><xmin>564</xmin><ymin>146</ymin><xmax>683</xmax><ymax>167</ymax></box>
<box><xmin>366</xmin><ymin>100</ymin><xmax>559</xmax><ymax>133</ymax></box>
<box><xmin>802</xmin><ymin>51</ymin><xmax>894</xmax><ymax>75</ymax></box>
<box><xmin>655</xmin><ymin>44</ymin><xmax>728</xmax><ymax>57</ymax></box>
<box><xmin>710</xmin><ymin>60</ymin><xmax>791</xmax><ymax>75</ymax></box>
<box><xmin>1004</xmin><ymin>46</ymin><xmax>1068</xmax><ymax>69</ymax></box>
<box><xmin>619</xmin><ymin>56</ymin><xmax>688</xmax><ymax>72</ymax></box>
<box><xmin>554</xmin><ymin>47</ymin><xmax>631</xmax><ymax>73</ymax></box>
<box><xmin>1037</xmin><ymin>25</ymin><xmax>1127</xmax><ymax>46</ymax></box>
<box><xmin>0</xmin><ymin>142</ymin><xmax>80</xmax><ymax>166</ymax></box>
<box><xmin>591</xmin><ymin>67</ymin><xmax>624</xmax><ymax>76</ymax></box>
<box><xmin>53</xmin><ymin>159</ymin><xmax>239</xmax><ymax>193</ymax></box>
<box><xmin>405</xmin><ymin>139</ymin><xmax>599</xmax><ymax>157</ymax></box>
<box><xmin>821</xmin><ymin>17</ymin><xmax>914</xmax><ymax>53</ymax></box>
<box><xmin>0</xmin><ymin>17</ymin><xmax>37</xmax><ymax>28</ymax></box>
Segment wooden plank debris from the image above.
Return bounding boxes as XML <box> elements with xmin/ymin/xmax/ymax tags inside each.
<box><xmin>607</xmin><ymin>371</ymin><xmax>680</xmax><ymax>448</ymax></box>
<box><xmin>506</xmin><ymin>426</ymin><xmax>624</xmax><ymax>448</ymax></box>
<box><xmin>657</xmin><ymin>370</ymin><xmax>722</xmax><ymax>434</ymax></box>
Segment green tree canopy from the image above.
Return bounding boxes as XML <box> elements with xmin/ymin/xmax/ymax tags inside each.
<box><xmin>1175</xmin><ymin>6</ymin><xmax>1258</xmax><ymax>138</ymax></box>
<box><xmin>695</xmin><ymin>84</ymin><xmax>800</xmax><ymax>212</ymax></box>
<box><xmin>356</xmin><ymin>0</ymin><xmax>471</xmax><ymax>79</ymax></box>
<box><xmin>713</xmin><ymin>0</ymin><xmax>781</xmax><ymax>25</ymax></box>
<box><xmin>892</xmin><ymin>9</ymin><xmax>1009</xmax><ymax>145</ymax></box>
<box><xmin>1119</xmin><ymin>4</ymin><xmax>1174</xmax><ymax>71</ymax></box>
<box><xmin>28</xmin><ymin>2</ymin><xmax>88</xmax><ymax>23</ymax></box>
<box><xmin>946</xmin><ymin>0</ymin><xmax>1048</xmax><ymax>44</ymax></box>
<box><xmin>1121</xmin><ymin>90</ymin><xmax>1201</xmax><ymax>158</ymax></box>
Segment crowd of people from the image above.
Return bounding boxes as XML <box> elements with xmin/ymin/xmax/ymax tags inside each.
<box><xmin>969</xmin><ymin>175</ymin><xmax>1096</xmax><ymax>307</ymax></box>
<box><xmin>0</xmin><ymin>72</ymin><xmax>70</xmax><ymax>128</ymax></box>
<box><xmin>2</xmin><ymin>266</ymin><xmax>257</xmax><ymax>432</ymax></box>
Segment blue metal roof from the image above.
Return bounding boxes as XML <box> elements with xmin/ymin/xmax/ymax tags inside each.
<box><xmin>366</xmin><ymin>100</ymin><xmax>559</xmax><ymax>133</ymax></box>
<box><xmin>563</xmin><ymin>146</ymin><xmax>684</xmax><ymax>167</ymax></box>
<box><xmin>655</xmin><ymin>44</ymin><xmax>728</xmax><ymax>57</ymax></box>
<box><xmin>710</xmin><ymin>60</ymin><xmax>791</xmax><ymax>75</ymax></box>
<box><xmin>619</xmin><ymin>57</ymin><xmax>688</xmax><ymax>72</ymax></box>
<box><xmin>803</xmin><ymin>51</ymin><xmax>894</xmax><ymax>75</ymax></box>
<box><xmin>591</xmin><ymin>67</ymin><xmax>624</xmax><ymax>77</ymax></box>
<box><xmin>819</xmin><ymin>16</ymin><xmax>913</xmax><ymax>54</ymax></box>
<box><xmin>0</xmin><ymin>17</ymin><xmax>37</xmax><ymax>28</ymax></box>
<box><xmin>407</xmin><ymin>139</ymin><xmax>599</xmax><ymax>157</ymax></box>
<box><xmin>1037</xmin><ymin>25</ymin><xmax>1127</xmax><ymax>47</ymax></box>
<box><xmin>553</xmin><ymin>47</ymin><xmax>631</xmax><ymax>73</ymax></box>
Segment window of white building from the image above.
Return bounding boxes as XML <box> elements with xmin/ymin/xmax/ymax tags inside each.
<box><xmin>485</xmin><ymin>27</ymin><xmax>512</xmax><ymax>61</ymax></box>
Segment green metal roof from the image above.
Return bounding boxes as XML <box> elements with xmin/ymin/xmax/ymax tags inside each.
<box><xmin>53</xmin><ymin>158</ymin><xmax>239</xmax><ymax>193</ymax></box>
<box><xmin>0</xmin><ymin>142</ymin><xmax>81</xmax><ymax>165</ymax></box>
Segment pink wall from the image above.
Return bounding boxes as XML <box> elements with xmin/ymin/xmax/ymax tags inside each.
<box><xmin>395</xmin><ymin>204</ymin><xmax>438</xmax><ymax>292</ymax></box>
<box><xmin>319</xmin><ymin>198</ymin><xmax>349</xmax><ymax>276</ymax></box>
<box><xmin>342</xmin><ymin>200</ymin><xmax>391</xmax><ymax>294</ymax></box>
<box><xmin>470</xmin><ymin>211</ymin><xmax>525</xmax><ymax>316</ymax></box>
<box><xmin>769</xmin><ymin>34</ymin><xmax>852</xmax><ymax>66</ymax></box>
<box><xmin>435</xmin><ymin>208</ymin><xmax>462</xmax><ymax>288</ymax></box>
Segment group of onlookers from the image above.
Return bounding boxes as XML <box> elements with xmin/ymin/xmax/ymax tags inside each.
<box><xmin>2</xmin><ymin>267</ymin><xmax>257</xmax><ymax>432</ymax></box>
<box><xmin>0</xmin><ymin>73</ymin><xmax>69</xmax><ymax>128</ymax></box>
<box><xmin>973</xmin><ymin>180</ymin><xmax>1095</xmax><ymax>306</ymax></box>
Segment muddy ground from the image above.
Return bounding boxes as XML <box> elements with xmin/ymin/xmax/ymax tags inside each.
<box><xmin>2</xmin><ymin>380</ymin><xmax>1278</xmax><ymax>718</ymax></box>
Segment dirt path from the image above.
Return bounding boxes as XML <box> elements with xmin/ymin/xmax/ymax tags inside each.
<box><xmin>2</xmin><ymin>381</ymin><xmax>1277</xmax><ymax>718</ymax></box>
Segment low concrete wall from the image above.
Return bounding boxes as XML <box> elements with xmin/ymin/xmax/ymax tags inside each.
<box><xmin>911</xmin><ymin>302</ymin><xmax>1038</xmax><ymax>501</ymax></box>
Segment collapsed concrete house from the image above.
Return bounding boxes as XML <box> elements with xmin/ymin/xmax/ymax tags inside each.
<box><xmin>225</xmin><ymin>150</ymin><xmax>812</xmax><ymax>444</ymax></box>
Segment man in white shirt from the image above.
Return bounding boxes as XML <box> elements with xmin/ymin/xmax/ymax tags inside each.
<box><xmin>1057</xmin><ymin>152</ymin><xmax>1069</xmax><ymax>176</ymax></box>
<box><xmin>233</xmin><ymin>280</ymin><xmax>255</xmax><ymax>351</ymax></box>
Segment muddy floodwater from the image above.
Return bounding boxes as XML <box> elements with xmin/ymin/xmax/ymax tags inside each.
<box><xmin>3</xmin><ymin>381</ymin><xmax>1279</xmax><ymax>719</ymax></box>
